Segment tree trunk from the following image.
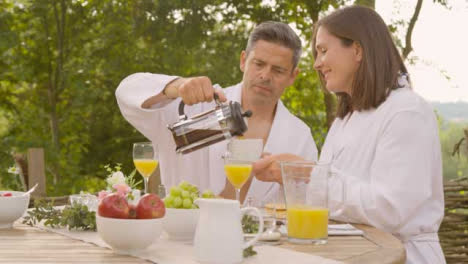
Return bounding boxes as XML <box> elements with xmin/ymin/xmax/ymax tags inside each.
<box><xmin>465</xmin><ymin>129</ymin><xmax>468</xmax><ymax>153</ymax></box>
<box><xmin>323</xmin><ymin>93</ymin><xmax>337</xmax><ymax>128</ymax></box>
<box><xmin>305</xmin><ymin>1</ymin><xmax>337</xmax><ymax>129</ymax></box>
<box><xmin>451</xmin><ymin>129</ymin><xmax>468</xmax><ymax>156</ymax></box>
<box><xmin>402</xmin><ymin>0</ymin><xmax>423</xmax><ymax>60</ymax></box>
<box><xmin>42</xmin><ymin>0</ymin><xmax>67</xmax><ymax>184</ymax></box>
<box><xmin>49</xmin><ymin>0</ymin><xmax>66</xmax><ymax>154</ymax></box>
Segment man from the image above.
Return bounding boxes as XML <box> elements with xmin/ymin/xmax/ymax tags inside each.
<box><xmin>116</xmin><ymin>21</ymin><xmax>318</xmax><ymax>204</ymax></box>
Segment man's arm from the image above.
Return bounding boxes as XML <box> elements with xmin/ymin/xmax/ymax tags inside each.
<box><xmin>141</xmin><ymin>76</ymin><xmax>227</xmax><ymax>109</ymax></box>
<box><xmin>141</xmin><ymin>77</ymin><xmax>184</xmax><ymax>108</ymax></box>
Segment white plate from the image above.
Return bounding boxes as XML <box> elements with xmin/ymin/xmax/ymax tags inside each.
<box><xmin>244</xmin><ymin>231</ymin><xmax>281</xmax><ymax>241</ymax></box>
<box><xmin>278</xmin><ymin>224</ymin><xmax>364</xmax><ymax>236</ymax></box>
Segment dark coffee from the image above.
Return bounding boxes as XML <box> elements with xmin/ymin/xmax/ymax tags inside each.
<box><xmin>168</xmin><ymin>99</ymin><xmax>252</xmax><ymax>154</ymax></box>
<box><xmin>173</xmin><ymin>129</ymin><xmax>225</xmax><ymax>153</ymax></box>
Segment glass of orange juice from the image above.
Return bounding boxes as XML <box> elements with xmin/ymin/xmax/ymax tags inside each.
<box><xmin>224</xmin><ymin>158</ymin><xmax>253</xmax><ymax>203</ymax></box>
<box><xmin>133</xmin><ymin>142</ymin><xmax>159</xmax><ymax>194</ymax></box>
<box><xmin>280</xmin><ymin>161</ymin><xmax>330</xmax><ymax>245</ymax></box>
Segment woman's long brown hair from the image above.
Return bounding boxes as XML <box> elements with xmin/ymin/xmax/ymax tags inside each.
<box><xmin>312</xmin><ymin>5</ymin><xmax>409</xmax><ymax>118</ymax></box>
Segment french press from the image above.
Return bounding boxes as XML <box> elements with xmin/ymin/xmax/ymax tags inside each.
<box><xmin>167</xmin><ymin>93</ymin><xmax>252</xmax><ymax>154</ymax></box>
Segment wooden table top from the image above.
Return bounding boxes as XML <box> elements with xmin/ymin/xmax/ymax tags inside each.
<box><xmin>0</xmin><ymin>222</ymin><xmax>405</xmax><ymax>264</ymax></box>
<box><xmin>279</xmin><ymin>223</ymin><xmax>406</xmax><ymax>264</ymax></box>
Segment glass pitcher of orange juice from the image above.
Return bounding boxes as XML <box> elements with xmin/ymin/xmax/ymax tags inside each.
<box><xmin>280</xmin><ymin>161</ymin><xmax>330</xmax><ymax>245</ymax></box>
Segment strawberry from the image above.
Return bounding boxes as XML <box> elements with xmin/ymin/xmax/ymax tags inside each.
<box><xmin>2</xmin><ymin>192</ymin><xmax>12</xmax><ymax>197</ymax></box>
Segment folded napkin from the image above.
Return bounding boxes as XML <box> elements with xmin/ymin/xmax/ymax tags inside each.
<box><xmin>328</xmin><ymin>224</ymin><xmax>364</xmax><ymax>236</ymax></box>
<box><xmin>279</xmin><ymin>224</ymin><xmax>364</xmax><ymax>236</ymax></box>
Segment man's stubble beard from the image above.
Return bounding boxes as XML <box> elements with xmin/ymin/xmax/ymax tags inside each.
<box><xmin>250</xmin><ymin>90</ymin><xmax>277</xmax><ymax>106</ymax></box>
<box><xmin>242</xmin><ymin>80</ymin><xmax>277</xmax><ymax>107</ymax></box>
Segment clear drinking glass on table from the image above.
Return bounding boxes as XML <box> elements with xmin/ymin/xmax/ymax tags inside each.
<box><xmin>264</xmin><ymin>187</ymin><xmax>286</xmax><ymax>218</ymax></box>
<box><xmin>133</xmin><ymin>142</ymin><xmax>159</xmax><ymax>194</ymax></box>
<box><xmin>256</xmin><ymin>188</ymin><xmax>285</xmax><ymax>243</ymax></box>
<box><xmin>69</xmin><ymin>193</ymin><xmax>99</xmax><ymax>211</ymax></box>
<box><xmin>280</xmin><ymin>161</ymin><xmax>330</xmax><ymax>245</ymax></box>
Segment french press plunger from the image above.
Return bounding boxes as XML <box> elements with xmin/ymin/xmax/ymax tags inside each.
<box><xmin>167</xmin><ymin>93</ymin><xmax>252</xmax><ymax>154</ymax></box>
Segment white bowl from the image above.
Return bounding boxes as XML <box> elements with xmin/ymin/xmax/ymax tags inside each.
<box><xmin>0</xmin><ymin>191</ymin><xmax>30</xmax><ymax>229</ymax></box>
<box><xmin>96</xmin><ymin>214</ymin><xmax>162</xmax><ymax>254</ymax></box>
<box><xmin>162</xmin><ymin>208</ymin><xmax>199</xmax><ymax>241</ymax></box>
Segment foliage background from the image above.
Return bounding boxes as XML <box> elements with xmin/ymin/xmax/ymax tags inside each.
<box><xmin>0</xmin><ymin>0</ymin><xmax>465</xmax><ymax>195</ymax></box>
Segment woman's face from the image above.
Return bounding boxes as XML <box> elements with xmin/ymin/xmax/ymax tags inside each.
<box><xmin>313</xmin><ymin>26</ymin><xmax>362</xmax><ymax>95</ymax></box>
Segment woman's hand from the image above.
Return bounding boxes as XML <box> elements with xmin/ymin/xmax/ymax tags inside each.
<box><xmin>252</xmin><ymin>153</ymin><xmax>305</xmax><ymax>184</ymax></box>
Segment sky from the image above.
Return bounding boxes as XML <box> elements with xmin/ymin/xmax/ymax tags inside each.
<box><xmin>376</xmin><ymin>0</ymin><xmax>468</xmax><ymax>103</ymax></box>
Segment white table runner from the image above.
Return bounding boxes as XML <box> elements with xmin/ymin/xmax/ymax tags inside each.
<box><xmin>29</xmin><ymin>221</ymin><xmax>345</xmax><ymax>264</ymax></box>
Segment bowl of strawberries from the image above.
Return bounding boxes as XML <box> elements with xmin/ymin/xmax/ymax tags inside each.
<box><xmin>0</xmin><ymin>191</ymin><xmax>30</xmax><ymax>229</ymax></box>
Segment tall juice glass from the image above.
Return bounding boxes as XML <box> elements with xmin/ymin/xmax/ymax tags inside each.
<box><xmin>280</xmin><ymin>161</ymin><xmax>330</xmax><ymax>245</ymax></box>
<box><xmin>133</xmin><ymin>142</ymin><xmax>159</xmax><ymax>194</ymax></box>
<box><xmin>224</xmin><ymin>158</ymin><xmax>253</xmax><ymax>203</ymax></box>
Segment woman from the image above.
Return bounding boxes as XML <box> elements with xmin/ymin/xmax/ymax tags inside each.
<box><xmin>252</xmin><ymin>6</ymin><xmax>446</xmax><ymax>264</ymax></box>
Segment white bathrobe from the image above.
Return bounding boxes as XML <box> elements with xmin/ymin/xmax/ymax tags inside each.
<box><xmin>116</xmin><ymin>73</ymin><xmax>318</xmax><ymax>204</ymax></box>
<box><xmin>321</xmin><ymin>87</ymin><xmax>446</xmax><ymax>264</ymax></box>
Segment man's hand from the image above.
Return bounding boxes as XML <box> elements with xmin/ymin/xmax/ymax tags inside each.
<box><xmin>165</xmin><ymin>76</ymin><xmax>227</xmax><ymax>105</ymax></box>
<box><xmin>252</xmin><ymin>153</ymin><xmax>305</xmax><ymax>184</ymax></box>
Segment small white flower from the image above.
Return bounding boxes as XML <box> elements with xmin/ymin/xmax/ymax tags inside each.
<box><xmin>7</xmin><ymin>166</ymin><xmax>20</xmax><ymax>174</ymax></box>
<box><xmin>106</xmin><ymin>171</ymin><xmax>126</xmax><ymax>186</ymax></box>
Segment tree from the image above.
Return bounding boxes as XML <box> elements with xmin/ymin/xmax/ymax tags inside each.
<box><xmin>386</xmin><ymin>0</ymin><xmax>450</xmax><ymax>62</ymax></box>
<box><xmin>0</xmin><ymin>0</ymin><xmax>342</xmax><ymax>194</ymax></box>
<box><xmin>355</xmin><ymin>0</ymin><xmax>375</xmax><ymax>8</ymax></box>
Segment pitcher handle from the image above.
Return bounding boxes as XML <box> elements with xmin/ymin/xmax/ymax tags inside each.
<box><xmin>240</xmin><ymin>207</ymin><xmax>264</xmax><ymax>249</ymax></box>
<box><xmin>178</xmin><ymin>92</ymin><xmax>221</xmax><ymax>118</ymax></box>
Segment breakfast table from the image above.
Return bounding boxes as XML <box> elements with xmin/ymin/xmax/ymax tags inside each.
<box><xmin>0</xmin><ymin>220</ymin><xmax>406</xmax><ymax>264</ymax></box>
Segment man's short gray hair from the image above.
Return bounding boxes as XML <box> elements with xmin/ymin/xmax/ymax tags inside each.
<box><xmin>246</xmin><ymin>21</ymin><xmax>302</xmax><ymax>69</ymax></box>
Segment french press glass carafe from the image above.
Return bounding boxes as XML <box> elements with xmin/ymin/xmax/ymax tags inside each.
<box><xmin>167</xmin><ymin>93</ymin><xmax>252</xmax><ymax>154</ymax></box>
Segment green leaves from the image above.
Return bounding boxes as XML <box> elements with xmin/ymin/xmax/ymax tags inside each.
<box><xmin>242</xmin><ymin>214</ymin><xmax>259</xmax><ymax>234</ymax></box>
<box><xmin>61</xmin><ymin>203</ymin><xmax>97</xmax><ymax>231</ymax></box>
<box><xmin>22</xmin><ymin>199</ymin><xmax>97</xmax><ymax>231</ymax></box>
<box><xmin>243</xmin><ymin>246</ymin><xmax>257</xmax><ymax>258</ymax></box>
<box><xmin>22</xmin><ymin>199</ymin><xmax>62</xmax><ymax>228</ymax></box>
<box><xmin>241</xmin><ymin>215</ymin><xmax>258</xmax><ymax>258</ymax></box>
<box><xmin>0</xmin><ymin>0</ymin><xmax>335</xmax><ymax>195</ymax></box>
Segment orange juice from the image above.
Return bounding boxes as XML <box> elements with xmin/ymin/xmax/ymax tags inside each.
<box><xmin>287</xmin><ymin>205</ymin><xmax>328</xmax><ymax>239</ymax></box>
<box><xmin>134</xmin><ymin>159</ymin><xmax>159</xmax><ymax>178</ymax></box>
<box><xmin>224</xmin><ymin>164</ymin><xmax>252</xmax><ymax>189</ymax></box>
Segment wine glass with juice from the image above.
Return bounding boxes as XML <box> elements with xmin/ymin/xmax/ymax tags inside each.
<box><xmin>133</xmin><ymin>142</ymin><xmax>159</xmax><ymax>194</ymax></box>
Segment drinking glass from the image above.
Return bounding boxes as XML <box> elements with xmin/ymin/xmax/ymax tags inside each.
<box><xmin>263</xmin><ymin>187</ymin><xmax>286</xmax><ymax>223</ymax></box>
<box><xmin>69</xmin><ymin>193</ymin><xmax>99</xmax><ymax>212</ymax></box>
<box><xmin>280</xmin><ymin>161</ymin><xmax>330</xmax><ymax>245</ymax></box>
<box><xmin>133</xmin><ymin>142</ymin><xmax>159</xmax><ymax>194</ymax></box>
<box><xmin>223</xmin><ymin>158</ymin><xmax>253</xmax><ymax>203</ymax></box>
<box><xmin>227</xmin><ymin>138</ymin><xmax>263</xmax><ymax>161</ymax></box>
<box><xmin>257</xmin><ymin>188</ymin><xmax>286</xmax><ymax>242</ymax></box>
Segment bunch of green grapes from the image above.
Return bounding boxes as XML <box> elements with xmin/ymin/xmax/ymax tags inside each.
<box><xmin>164</xmin><ymin>181</ymin><xmax>215</xmax><ymax>209</ymax></box>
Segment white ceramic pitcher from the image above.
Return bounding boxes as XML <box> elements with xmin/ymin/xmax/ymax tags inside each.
<box><xmin>194</xmin><ymin>198</ymin><xmax>264</xmax><ymax>264</ymax></box>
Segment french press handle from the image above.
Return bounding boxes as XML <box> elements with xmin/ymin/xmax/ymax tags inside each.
<box><xmin>178</xmin><ymin>92</ymin><xmax>221</xmax><ymax>118</ymax></box>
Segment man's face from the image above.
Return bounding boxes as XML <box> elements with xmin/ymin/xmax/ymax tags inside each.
<box><xmin>240</xmin><ymin>40</ymin><xmax>299</xmax><ymax>105</ymax></box>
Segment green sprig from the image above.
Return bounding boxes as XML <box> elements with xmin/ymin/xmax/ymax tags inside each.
<box><xmin>241</xmin><ymin>215</ymin><xmax>259</xmax><ymax>258</ymax></box>
<box><xmin>125</xmin><ymin>169</ymin><xmax>142</xmax><ymax>190</ymax></box>
<box><xmin>243</xmin><ymin>246</ymin><xmax>257</xmax><ymax>258</ymax></box>
<box><xmin>22</xmin><ymin>199</ymin><xmax>96</xmax><ymax>231</ymax></box>
<box><xmin>242</xmin><ymin>214</ymin><xmax>259</xmax><ymax>234</ymax></box>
